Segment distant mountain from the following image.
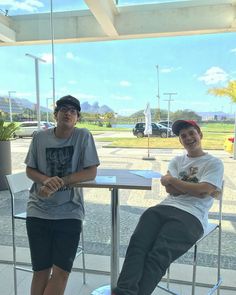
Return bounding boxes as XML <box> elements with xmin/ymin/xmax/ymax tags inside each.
<box><xmin>0</xmin><ymin>96</ymin><xmax>114</xmax><ymax>115</ymax></box>
<box><xmin>0</xmin><ymin>96</ymin><xmax>49</xmax><ymax>113</ymax></box>
<box><xmin>196</xmin><ymin>111</ymin><xmax>235</xmax><ymax>120</ymax></box>
<box><xmin>81</xmin><ymin>101</ymin><xmax>113</xmax><ymax>114</ymax></box>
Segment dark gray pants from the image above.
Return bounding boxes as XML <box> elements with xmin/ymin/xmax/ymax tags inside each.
<box><xmin>113</xmin><ymin>205</ymin><xmax>203</xmax><ymax>295</ymax></box>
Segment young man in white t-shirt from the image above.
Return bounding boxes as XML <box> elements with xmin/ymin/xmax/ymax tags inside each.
<box><xmin>112</xmin><ymin>120</ymin><xmax>223</xmax><ymax>295</ymax></box>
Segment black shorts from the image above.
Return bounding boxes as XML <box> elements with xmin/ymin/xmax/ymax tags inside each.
<box><xmin>26</xmin><ymin>217</ymin><xmax>82</xmax><ymax>272</ymax></box>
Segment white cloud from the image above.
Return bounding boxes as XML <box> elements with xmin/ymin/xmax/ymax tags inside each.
<box><xmin>111</xmin><ymin>94</ymin><xmax>133</xmax><ymax>101</ymax></box>
<box><xmin>1</xmin><ymin>0</ymin><xmax>44</xmax><ymax>12</ymax></box>
<box><xmin>68</xmin><ymin>80</ymin><xmax>77</xmax><ymax>85</ymax></box>
<box><xmin>230</xmin><ymin>48</ymin><xmax>236</xmax><ymax>53</ymax></box>
<box><xmin>198</xmin><ymin>67</ymin><xmax>228</xmax><ymax>85</ymax></box>
<box><xmin>160</xmin><ymin>66</ymin><xmax>182</xmax><ymax>73</ymax></box>
<box><xmin>76</xmin><ymin>92</ymin><xmax>97</xmax><ymax>100</ymax></box>
<box><xmin>161</xmin><ymin>67</ymin><xmax>173</xmax><ymax>73</ymax></box>
<box><xmin>41</xmin><ymin>53</ymin><xmax>54</xmax><ymax>64</ymax></box>
<box><xmin>119</xmin><ymin>80</ymin><xmax>131</xmax><ymax>87</ymax></box>
<box><xmin>65</xmin><ymin>52</ymin><xmax>82</xmax><ymax>63</ymax></box>
<box><xmin>66</xmin><ymin>52</ymin><xmax>74</xmax><ymax>59</ymax></box>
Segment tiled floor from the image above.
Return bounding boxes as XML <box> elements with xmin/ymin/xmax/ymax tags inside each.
<box><xmin>1</xmin><ymin>141</ymin><xmax>236</xmax><ymax>295</ymax></box>
<box><xmin>1</xmin><ymin>263</ymin><xmax>235</xmax><ymax>295</ymax></box>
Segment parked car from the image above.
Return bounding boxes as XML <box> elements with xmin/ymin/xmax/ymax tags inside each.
<box><xmin>14</xmin><ymin>121</ymin><xmax>54</xmax><ymax>138</ymax></box>
<box><xmin>224</xmin><ymin>136</ymin><xmax>234</xmax><ymax>154</ymax></box>
<box><xmin>132</xmin><ymin>122</ymin><xmax>173</xmax><ymax>138</ymax></box>
<box><xmin>158</xmin><ymin>120</ymin><xmax>173</xmax><ymax>128</ymax></box>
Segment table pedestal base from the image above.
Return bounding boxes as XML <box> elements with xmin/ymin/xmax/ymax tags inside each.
<box><xmin>142</xmin><ymin>156</ymin><xmax>156</xmax><ymax>160</ymax></box>
<box><xmin>91</xmin><ymin>285</ymin><xmax>111</xmax><ymax>295</ymax></box>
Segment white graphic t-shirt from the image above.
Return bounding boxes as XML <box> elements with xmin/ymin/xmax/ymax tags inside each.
<box><xmin>159</xmin><ymin>153</ymin><xmax>223</xmax><ymax>232</ymax></box>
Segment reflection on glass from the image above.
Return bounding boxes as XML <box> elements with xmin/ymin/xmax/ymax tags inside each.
<box><xmin>0</xmin><ymin>0</ymin><xmax>88</xmax><ymax>16</ymax></box>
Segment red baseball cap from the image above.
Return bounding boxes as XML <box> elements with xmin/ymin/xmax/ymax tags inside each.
<box><xmin>172</xmin><ymin>120</ymin><xmax>201</xmax><ymax>136</ymax></box>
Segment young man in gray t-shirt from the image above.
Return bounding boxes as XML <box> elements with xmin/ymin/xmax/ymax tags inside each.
<box><xmin>112</xmin><ymin>120</ymin><xmax>223</xmax><ymax>295</ymax></box>
<box><xmin>25</xmin><ymin>95</ymin><xmax>100</xmax><ymax>295</ymax></box>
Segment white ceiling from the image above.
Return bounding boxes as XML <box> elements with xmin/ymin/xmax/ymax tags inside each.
<box><xmin>0</xmin><ymin>0</ymin><xmax>236</xmax><ymax>46</ymax></box>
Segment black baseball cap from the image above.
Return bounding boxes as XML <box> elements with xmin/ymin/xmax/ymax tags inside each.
<box><xmin>56</xmin><ymin>95</ymin><xmax>81</xmax><ymax>112</ymax></box>
<box><xmin>172</xmin><ymin>120</ymin><xmax>201</xmax><ymax>136</ymax></box>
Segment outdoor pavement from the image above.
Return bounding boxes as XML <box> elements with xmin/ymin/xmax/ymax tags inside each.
<box><xmin>0</xmin><ymin>132</ymin><xmax>236</xmax><ymax>293</ymax></box>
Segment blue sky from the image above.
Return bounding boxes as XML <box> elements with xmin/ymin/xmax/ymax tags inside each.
<box><xmin>0</xmin><ymin>1</ymin><xmax>236</xmax><ymax>116</ymax></box>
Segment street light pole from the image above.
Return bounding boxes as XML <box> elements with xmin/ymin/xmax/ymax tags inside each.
<box><xmin>25</xmin><ymin>53</ymin><xmax>46</xmax><ymax>130</ymax></box>
<box><xmin>156</xmin><ymin>65</ymin><xmax>161</xmax><ymax>121</ymax></box>
<box><xmin>50</xmin><ymin>0</ymin><xmax>56</xmax><ymax>107</ymax></box>
<box><xmin>163</xmin><ymin>92</ymin><xmax>177</xmax><ymax>137</ymax></box>
<box><xmin>46</xmin><ymin>97</ymin><xmax>53</xmax><ymax>122</ymax></box>
<box><xmin>8</xmin><ymin>91</ymin><xmax>16</xmax><ymax>122</ymax></box>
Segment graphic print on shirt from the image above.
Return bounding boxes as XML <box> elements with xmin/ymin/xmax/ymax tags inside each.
<box><xmin>179</xmin><ymin>166</ymin><xmax>199</xmax><ymax>183</ymax></box>
<box><xmin>46</xmin><ymin>146</ymin><xmax>74</xmax><ymax>178</ymax></box>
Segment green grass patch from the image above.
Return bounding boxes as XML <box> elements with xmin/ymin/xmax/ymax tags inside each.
<box><xmin>201</xmin><ymin>123</ymin><xmax>234</xmax><ymax>133</ymax></box>
<box><xmin>78</xmin><ymin>122</ymin><xmax>235</xmax><ymax>133</ymax></box>
<box><xmin>96</xmin><ymin>132</ymin><xmax>232</xmax><ymax>150</ymax></box>
<box><xmin>96</xmin><ymin>137</ymin><xmax>181</xmax><ymax>148</ymax></box>
<box><xmin>76</xmin><ymin>123</ymin><xmax>130</xmax><ymax>131</ymax></box>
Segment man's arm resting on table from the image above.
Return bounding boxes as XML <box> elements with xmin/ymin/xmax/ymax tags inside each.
<box><xmin>26</xmin><ymin>165</ymin><xmax>97</xmax><ymax>196</ymax></box>
<box><xmin>26</xmin><ymin>166</ymin><xmax>64</xmax><ymax>197</ymax></box>
<box><xmin>61</xmin><ymin>165</ymin><xmax>97</xmax><ymax>187</ymax></box>
<box><xmin>161</xmin><ymin>174</ymin><xmax>217</xmax><ymax>198</ymax></box>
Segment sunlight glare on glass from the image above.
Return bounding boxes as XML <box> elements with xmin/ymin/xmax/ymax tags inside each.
<box><xmin>116</xmin><ymin>0</ymin><xmax>196</xmax><ymax>5</ymax></box>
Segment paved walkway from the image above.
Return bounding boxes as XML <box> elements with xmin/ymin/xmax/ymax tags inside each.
<box><xmin>1</xmin><ymin>134</ymin><xmax>236</xmax><ymax>273</ymax></box>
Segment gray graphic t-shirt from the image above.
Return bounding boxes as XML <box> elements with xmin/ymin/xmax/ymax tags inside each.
<box><xmin>46</xmin><ymin>146</ymin><xmax>74</xmax><ymax>178</ymax></box>
<box><xmin>25</xmin><ymin>127</ymin><xmax>100</xmax><ymax>220</ymax></box>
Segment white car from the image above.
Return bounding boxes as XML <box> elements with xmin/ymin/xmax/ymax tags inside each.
<box><xmin>14</xmin><ymin>121</ymin><xmax>54</xmax><ymax>138</ymax></box>
<box><xmin>158</xmin><ymin>120</ymin><xmax>173</xmax><ymax>127</ymax></box>
<box><xmin>156</xmin><ymin>123</ymin><xmax>173</xmax><ymax>136</ymax></box>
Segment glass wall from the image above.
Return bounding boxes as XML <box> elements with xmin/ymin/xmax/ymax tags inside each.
<box><xmin>0</xmin><ymin>0</ymin><xmax>235</xmax><ymax>291</ymax></box>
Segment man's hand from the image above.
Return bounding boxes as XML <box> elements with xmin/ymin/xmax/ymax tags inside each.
<box><xmin>38</xmin><ymin>176</ymin><xmax>65</xmax><ymax>197</ymax></box>
<box><xmin>38</xmin><ymin>185</ymin><xmax>54</xmax><ymax>197</ymax></box>
<box><xmin>160</xmin><ymin>174</ymin><xmax>173</xmax><ymax>187</ymax></box>
<box><xmin>161</xmin><ymin>174</ymin><xmax>183</xmax><ymax>196</ymax></box>
<box><xmin>43</xmin><ymin>176</ymin><xmax>64</xmax><ymax>191</ymax></box>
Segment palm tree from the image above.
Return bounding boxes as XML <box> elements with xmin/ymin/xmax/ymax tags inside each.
<box><xmin>104</xmin><ymin>112</ymin><xmax>115</xmax><ymax>127</ymax></box>
<box><xmin>208</xmin><ymin>80</ymin><xmax>236</xmax><ymax>102</ymax></box>
<box><xmin>208</xmin><ymin>80</ymin><xmax>236</xmax><ymax>158</ymax></box>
